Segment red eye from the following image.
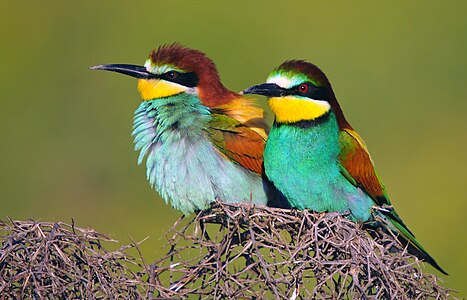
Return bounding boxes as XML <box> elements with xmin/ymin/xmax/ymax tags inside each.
<box><xmin>298</xmin><ymin>83</ymin><xmax>309</xmax><ymax>93</ymax></box>
<box><xmin>166</xmin><ymin>71</ymin><xmax>178</xmax><ymax>79</ymax></box>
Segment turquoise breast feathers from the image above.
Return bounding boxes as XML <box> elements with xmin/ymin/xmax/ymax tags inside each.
<box><xmin>132</xmin><ymin>93</ymin><xmax>268</xmax><ymax>214</ymax></box>
<box><xmin>264</xmin><ymin>112</ymin><xmax>373</xmax><ymax>221</ymax></box>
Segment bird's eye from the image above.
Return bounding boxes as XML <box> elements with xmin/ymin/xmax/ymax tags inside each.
<box><xmin>166</xmin><ymin>71</ymin><xmax>178</xmax><ymax>79</ymax></box>
<box><xmin>298</xmin><ymin>83</ymin><xmax>309</xmax><ymax>93</ymax></box>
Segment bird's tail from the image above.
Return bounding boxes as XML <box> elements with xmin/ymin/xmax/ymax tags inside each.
<box><xmin>374</xmin><ymin>210</ymin><xmax>448</xmax><ymax>275</ymax></box>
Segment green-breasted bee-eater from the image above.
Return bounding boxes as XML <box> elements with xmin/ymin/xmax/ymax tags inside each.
<box><xmin>243</xmin><ymin>60</ymin><xmax>447</xmax><ymax>275</ymax></box>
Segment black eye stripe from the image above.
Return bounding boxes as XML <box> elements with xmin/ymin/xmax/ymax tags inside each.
<box><xmin>155</xmin><ymin>71</ymin><xmax>199</xmax><ymax>88</ymax></box>
<box><xmin>290</xmin><ymin>82</ymin><xmax>329</xmax><ymax>100</ymax></box>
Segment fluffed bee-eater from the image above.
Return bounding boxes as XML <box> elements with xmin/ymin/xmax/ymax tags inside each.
<box><xmin>242</xmin><ymin>60</ymin><xmax>447</xmax><ymax>275</ymax></box>
<box><xmin>90</xmin><ymin>44</ymin><xmax>274</xmax><ymax>214</ymax></box>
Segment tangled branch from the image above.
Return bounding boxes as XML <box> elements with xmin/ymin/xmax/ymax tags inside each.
<box><xmin>0</xmin><ymin>218</ymin><xmax>149</xmax><ymax>299</ymax></box>
<box><xmin>0</xmin><ymin>203</ymin><xmax>452</xmax><ymax>299</ymax></box>
<box><xmin>150</xmin><ymin>202</ymin><xmax>450</xmax><ymax>299</ymax></box>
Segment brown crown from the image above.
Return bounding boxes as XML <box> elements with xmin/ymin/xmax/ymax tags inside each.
<box><xmin>277</xmin><ymin>60</ymin><xmax>351</xmax><ymax>129</ymax></box>
<box><xmin>149</xmin><ymin>43</ymin><xmax>237</xmax><ymax>107</ymax></box>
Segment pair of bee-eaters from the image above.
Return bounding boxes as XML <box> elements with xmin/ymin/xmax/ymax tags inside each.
<box><xmin>91</xmin><ymin>43</ymin><xmax>446</xmax><ymax>274</ymax></box>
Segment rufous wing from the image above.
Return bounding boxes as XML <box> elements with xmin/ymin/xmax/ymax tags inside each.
<box><xmin>339</xmin><ymin>128</ymin><xmax>417</xmax><ymax>236</ymax></box>
<box><xmin>338</xmin><ymin>128</ymin><xmax>389</xmax><ymax>205</ymax></box>
<box><xmin>206</xmin><ymin>113</ymin><xmax>266</xmax><ymax>175</ymax></box>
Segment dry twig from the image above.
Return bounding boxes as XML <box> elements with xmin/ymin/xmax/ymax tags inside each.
<box><xmin>149</xmin><ymin>202</ymin><xmax>451</xmax><ymax>299</ymax></box>
<box><xmin>0</xmin><ymin>203</ymin><xmax>452</xmax><ymax>299</ymax></box>
<box><xmin>0</xmin><ymin>218</ymin><xmax>149</xmax><ymax>299</ymax></box>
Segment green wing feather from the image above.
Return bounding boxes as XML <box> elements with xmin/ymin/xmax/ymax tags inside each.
<box><xmin>205</xmin><ymin>113</ymin><xmax>266</xmax><ymax>175</ymax></box>
<box><xmin>338</xmin><ymin>129</ymin><xmax>413</xmax><ymax>233</ymax></box>
<box><xmin>339</xmin><ymin>128</ymin><xmax>447</xmax><ymax>274</ymax></box>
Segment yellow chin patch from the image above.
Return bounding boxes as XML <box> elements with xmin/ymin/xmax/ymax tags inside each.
<box><xmin>268</xmin><ymin>96</ymin><xmax>331</xmax><ymax>123</ymax></box>
<box><xmin>137</xmin><ymin>79</ymin><xmax>187</xmax><ymax>100</ymax></box>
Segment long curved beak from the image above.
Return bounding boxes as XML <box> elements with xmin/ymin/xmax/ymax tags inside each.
<box><xmin>241</xmin><ymin>83</ymin><xmax>289</xmax><ymax>97</ymax></box>
<box><xmin>89</xmin><ymin>64</ymin><xmax>155</xmax><ymax>80</ymax></box>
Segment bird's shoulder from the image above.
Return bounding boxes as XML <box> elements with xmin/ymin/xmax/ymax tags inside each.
<box><xmin>205</xmin><ymin>96</ymin><xmax>270</xmax><ymax>175</ymax></box>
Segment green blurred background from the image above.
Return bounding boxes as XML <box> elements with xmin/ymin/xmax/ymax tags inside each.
<box><xmin>1</xmin><ymin>0</ymin><xmax>465</xmax><ymax>295</ymax></box>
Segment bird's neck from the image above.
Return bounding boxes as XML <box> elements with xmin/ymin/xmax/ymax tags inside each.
<box><xmin>269</xmin><ymin>112</ymin><xmax>341</xmax><ymax>168</ymax></box>
<box><xmin>134</xmin><ymin>93</ymin><xmax>211</xmax><ymax>140</ymax></box>
<box><xmin>198</xmin><ymin>82</ymin><xmax>237</xmax><ymax>107</ymax></box>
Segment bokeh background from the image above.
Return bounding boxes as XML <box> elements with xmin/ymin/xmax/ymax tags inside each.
<box><xmin>1</xmin><ymin>0</ymin><xmax>466</xmax><ymax>295</ymax></box>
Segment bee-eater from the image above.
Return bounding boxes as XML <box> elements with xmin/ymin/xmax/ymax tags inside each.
<box><xmin>242</xmin><ymin>60</ymin><xmax>447</xmax><ymax>274</ymax></box>
<box><xmin>90</xmin><ymin>44</ymin><xmax>274</xmax><ymax>214</ymax></box>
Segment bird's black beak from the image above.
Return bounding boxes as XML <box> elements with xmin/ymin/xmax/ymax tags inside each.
<box><xmin>241</xmin><ymin>83</ymin><xmax>289</xmax><ymax>97</ymax></box>
<box><xmin>89</xmin><ymin>64</ymin><xmax>155</xmax><ymax>80</ymax></box>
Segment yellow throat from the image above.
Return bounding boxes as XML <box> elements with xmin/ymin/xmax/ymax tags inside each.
<box><xmin>268</xmin><ymin>96</ymin><xmax>331</xmax><ymax>123</ymax></box>
<box><xmin>137</xmin><ymin>79</ymin><xmax>187</xmax><ymax>100</ymax></box>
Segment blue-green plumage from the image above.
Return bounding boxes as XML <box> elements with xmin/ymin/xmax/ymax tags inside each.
<box><xmin>243</xmin><ymin>59</ymin><xmax>447</xmax><ymax>275</ymax></box>
<box><xmin>132</xmin><ymin>93</ymin><xmax>268</xmax><ymax>214</ymax></box>
<box><xmin>265</xmin><ymin>112</ymin><xmax>373</xmax><ymax>221</ymax></box>
<box><xmin>91</xmin><ymin>44</ymin><xmax>274</xmax><ymax>215</ymax></box>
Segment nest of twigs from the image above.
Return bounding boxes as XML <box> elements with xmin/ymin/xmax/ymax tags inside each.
<box><xmin>0</xmin><ymin>219</ymin><xmax>150</xmax><ymax>299</ymax></box>
<box><xmin>1</xmin><ymin>203</ymin><xmax>451</xmax><ymax>299</ymax></box>
<box><xmin>151</xmin><ymin>202</ymin><xmax>450</xmax><ymax>299</ymax></box>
